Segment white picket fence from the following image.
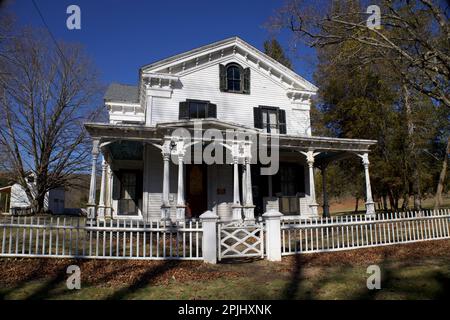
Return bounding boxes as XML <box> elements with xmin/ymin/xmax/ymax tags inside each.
<box><xmin>280</xmin><ymin>209</ymin><xmax>450</xmax><ymax>255</ymax></box>
<box><xmin>0</xmin><ymin>216</ymin><xmax>203</xmax><ymax>260</ymax></box>
<box><xmin>0</xmin><ymin>209</ymin><xmax>449</xmax><ymax>262</ymax></box>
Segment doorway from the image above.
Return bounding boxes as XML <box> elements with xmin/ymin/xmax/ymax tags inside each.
<box><xmin>186</xmin><ymin>164</ymin><xmax>207</xmax><ymax>218</ymax></box>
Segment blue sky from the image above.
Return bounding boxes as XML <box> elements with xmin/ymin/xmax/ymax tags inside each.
<box><xmin>7</xmin><ymin>0</ymin><xmax>317</xmax><ymax>87</ymax></box>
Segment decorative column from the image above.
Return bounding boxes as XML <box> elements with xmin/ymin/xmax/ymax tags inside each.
<box><xmin>241</xmin><ymin>164</ymin><xmax>247</xmax><ymax>207</ymax></box>
<box><xmin>105</xmin><ymin>166</ymin><xmax>113</xmax><ymax>218</ymax></box>
<box><xmin>87</xmin><ymin>139</ymin><xmax>100</xmax><ymax>219</ymax></box>
<box><xmin>243</xmin><ymin>156</ymin><xmax>255</xmax><ymax>222</ymax></box>
<box><xmin>176</xmin><ymin>152</ymin><xmax>186</xmax><ymax>222</ymax></box>
<box><xmin>300</xmin><ymin>150</ymin><xmax>320</xmax><ymax>217</ymax></box>
<box><xmin>231</xmin><ymin>155</ymin><xmax>242</xmax><ymax>221</ymax></box>
<box><xmin>358</xmin><ymin>153</ymin><xmax>376</xmax><ymax>215</ymax></box>
<box><xmin>97</xmin><ymin>158</ymin><xmax>108</xmax><ymax>219</ymax></box>
<box><xmin>161</xmin><ymin>144</ymin><xmax>171</xmax><ymax>223</ymax></box>
<box><xmin>321</xmin><ymin>165</ymin><xmax>330</xmax><ymax>218</ymax></box>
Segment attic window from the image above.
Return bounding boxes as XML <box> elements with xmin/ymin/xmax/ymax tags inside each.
<box><xmin>219</xmin><ymin>63</ymin><xmax>250</xmax><ymax>94</ymax></box>
<box><xmin>227</xmin><ymin>65</ymin><xmax>241</xmax><ymax>91</ymax></box>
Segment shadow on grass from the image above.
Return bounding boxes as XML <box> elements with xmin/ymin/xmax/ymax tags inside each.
<box><xmin>434</xmin><ymin>271</ymin><xmax>450</xmax><ymax>299</ymax></box>
<box><xmin>0</xmin><ymin>258</ymin><xmax>88</xmax><ymax>300</ymax></box>
<box><xmin>282</xmin><ymin>254</ymin><xmax>308</xmax><ymax>300</ymax></box>
<box><xmin>0</xmin><ymin>259</ymin><xmax>49</xmax><ymax>300</ymax></box>
<box><xmin>26</xmin><ymin>259</ymin><xmax>87</xmax><ymax>300</ymax></box>
<box><xmin>104</xmin><ymin>259</ymin><xmax>182</xmax><ymax>300</ymax></box>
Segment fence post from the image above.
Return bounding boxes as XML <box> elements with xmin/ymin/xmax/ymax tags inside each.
<box><xmin>263</xmin><ymin>210</ymin><xmax>282</xmax><ymax>262</ymax></box>
<box><xmin>200</xmin><ymin>210</ymin><xmax>219</xmax><ymax>264</ymax></box>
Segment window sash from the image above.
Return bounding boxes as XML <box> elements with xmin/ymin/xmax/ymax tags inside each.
<box><xmin>188</xmin><ymin>101</ymin><xmax>208</xmax><ymax>119</ymax></box>
<box><xmin>261</xmin><ymin>108</ymin><xmax>279</xmax><ymax>133</ymax></box>
<box><xmin>121</xmin><ymin>173</ymin><xmax>137</xmax><ymax>200</ymax></box>
<box><xmin>226</xmin><ymin>65</ymin><xmax>241</xmax><ymax>92</ymax></box>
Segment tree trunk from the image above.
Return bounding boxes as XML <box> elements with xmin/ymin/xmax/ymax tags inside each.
<box><xmin>401</xmin><ymin>193</ymin><xmax>409</xmax><ymax>210</ymax></box>
<box><xmin>354</xmin><ymin>197</ymin><xmax>359</xmax><ymax>213</ymax></box>
<box><xmin>434</xmin><ymin>138</ymin><xmax>449</xmax><ymax>209</ymax></box>
<box><xmin>403</xmin><ymin>84</ymin><xmax>422</xmax><ymax>210</ymax></box>
<box><xmin>382</xmin><ymin>194</ymin><xmax>388</xmax><ymax>211</ymax></box>
<box><xmin>388</xmin><ymin>189</ymin><xmax>397</xmax><ymax>210</ymax></box>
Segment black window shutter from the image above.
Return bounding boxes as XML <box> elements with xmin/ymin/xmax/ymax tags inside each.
<box><xmin>253</xmin><ymin>107</ymin><xmax>262</xmax><ymax>129</ymax></box>
<box><xmin>179</xmin><ymin>101</ymin><xmax>189</xmax><ymax>120</ymax></box>
<box><xmin>278</xmin><ymin>109</ymin><xmax>287</xmax><ymax>134</ymax></box>
<box><xmin>207</xmin><ymin>103</ymin><xmax>217</xmax><ymax>118</ymax></box>
<box><xmin>219</xmin><ymin>64</ymin><xmax>227</xmax><ymax>91</ymax></box>
<box><xmin>243</xmin><ymin>67</ymin><xmax>250</xmax><ymax>94</ymax></box>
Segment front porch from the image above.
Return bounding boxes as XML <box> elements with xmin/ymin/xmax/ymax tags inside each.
<box><xmin>84</xmin><ymin>120</ymin><xmax>377</xmax><ymax>222</ymax></box>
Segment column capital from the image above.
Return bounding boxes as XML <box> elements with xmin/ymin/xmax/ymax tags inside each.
<box><xmin>92</xmin><ymin>139</ymin><xmax>100</xmax><ymax>156</ymax></box>
<box><xmin>357</xmin><ymin>152</ymin><xmax>370</xmax><ymax>166</ymax></box>
<box><xmin>300</xmin><ymin>150</ymin><xmax>320</xmax><ymax>166</ymax></box>
<box><xmin>162</xmin><ymin>152</ymin><xmax>171</xmax><ymax>161</ymax></box>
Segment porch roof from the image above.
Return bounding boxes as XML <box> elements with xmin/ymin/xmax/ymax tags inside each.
<box><xmin>85</xmin><ymin>120</ymin><xmax>377</xmax><ymax>155</ymax></box>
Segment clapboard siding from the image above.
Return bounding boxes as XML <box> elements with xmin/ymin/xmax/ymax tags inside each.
<box><xmin>151</xmin><ymin>58</ymin><xmax>311</xmax><ymax>136</ymax></box>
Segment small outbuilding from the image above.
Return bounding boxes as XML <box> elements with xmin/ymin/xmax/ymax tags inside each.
<box><xmin>0</xmin><ymin>182</ymin><xmax>65</xmax><ymax>215</ymax></box>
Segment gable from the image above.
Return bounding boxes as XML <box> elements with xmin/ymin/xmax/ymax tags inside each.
<box><xmin>140</xmin><ymin>37</ymin><xmax>317</xmax><ymax>97</ymax></box>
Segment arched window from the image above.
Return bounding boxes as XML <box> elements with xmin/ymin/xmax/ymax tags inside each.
<box><xmin>226</xmin><ymin>64</ymin><xmax>241</xmax><ymax>92</ymax></box>
<box><xmin>219</xmin><ymin>63</ymin><xmax>250</xmax><ymax>94</ymax></box>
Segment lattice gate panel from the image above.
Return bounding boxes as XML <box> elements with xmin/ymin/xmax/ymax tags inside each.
<box><xmin>218</xmin><ymin>222</ymin><xmax>264</xmax><ymax>261</ymax></box>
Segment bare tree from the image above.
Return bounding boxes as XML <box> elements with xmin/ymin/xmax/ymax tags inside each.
<box><xmin>270</xmin><ymin>0</ymin><xmax>448</xmax><ymax>209</ymax></box>
<box><xmin>434</xmin><ymin>138</ymin><xmax>449</xmax><ymax>208</ymax></box>
<box><xmin>271</xmin><ymin>0</ymin><xmax>449</xmax><ymax>107</ymax></box>
<box><xmin>0</xmin><ymin>28</ymin><xmax>102</xmax><ymax>213</ymax></box>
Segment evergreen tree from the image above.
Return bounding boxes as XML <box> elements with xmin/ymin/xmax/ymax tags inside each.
<box><xmin>263</xmin><ymin>38</ymin><xmax>292</xmax><ymax>69</ymax></box>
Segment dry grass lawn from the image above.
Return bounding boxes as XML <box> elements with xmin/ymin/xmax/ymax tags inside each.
<box><xmin>0</xmin><ymin>239</ymin><xmax>449</xmax><ymax>300</ymax></box>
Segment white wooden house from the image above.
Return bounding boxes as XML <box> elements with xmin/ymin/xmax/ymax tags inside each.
<box><xmin>85</xmin><ymin>37</ymin><xmax>377</xmax><ymax>222</ymax></box>
<box><xmin>0</xmin><ymin>175</ymin><xmax>65</xmax><ymax>215</ymax></box>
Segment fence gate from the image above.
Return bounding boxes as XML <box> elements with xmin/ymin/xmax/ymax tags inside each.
<box><xmin>218</xmin><ymin>221</ymin><xmax>264</xmax><ymax>261</ymax></box>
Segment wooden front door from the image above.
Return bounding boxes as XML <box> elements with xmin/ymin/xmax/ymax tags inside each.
<box><xmin>186</xmin><ymin>165</ymin><xmax>207</xmax><ymax>218</ymax></box>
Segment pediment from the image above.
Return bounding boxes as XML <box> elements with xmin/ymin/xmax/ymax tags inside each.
<box><xmin>140</xmin><ymin>37</ymin><xmax>317</xmax><ymax>97</ymax></box>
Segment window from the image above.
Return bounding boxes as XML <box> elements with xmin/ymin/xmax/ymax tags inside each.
<box><xmin>179</xmin><ymin>100</ymin><xmax>217</xmax><ymax>120</ymax></box>
<box><xmin>189</xmin><ymin>101</ymin><xmax>207</xmax><ymax>119</ymax></box>
<box><xmin>280</xmin><ymin>166</ymin><xmax>297</xmax><ymax>196</ymax></box>
<box><xmin>121</xmin><ymin>172</ymin><xmax>137</xmax><ymax>200</ymax></box>
<box><xmin>272</xmin><ymin>164</ymin><xmax>305</xmax><ymax>196</ymax></box>
<box><xmin>227</xmin><ymin>65</ymin><xmax>241</xmax><ymax>92</ymax></box>
<box><xmin>112</xmin><ymin>170</ymin><xmax>143</xmax><ymax>216</ymax></box>
<box><xmin>219</xmin><ymin>63</ymin><xmax>250</xmax><ymax>94</ymax></box>
<box><xmin>253</xmin><ymin>106</ymin><xmax>287</xmax><ymax>134</ymax></box>
<box><xmin>261</xmin><ymin>108</ymin><xmax>279</xmax><ymax>134</ymax></box>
